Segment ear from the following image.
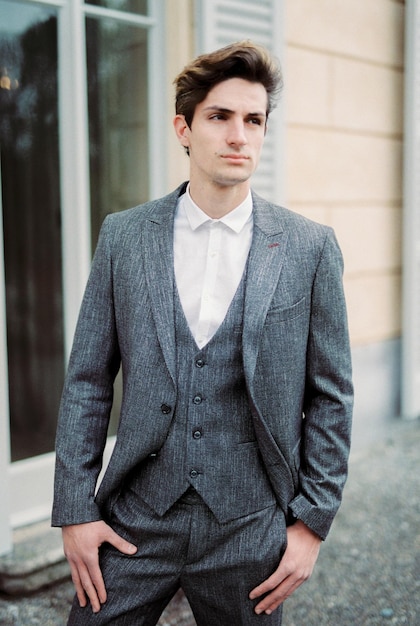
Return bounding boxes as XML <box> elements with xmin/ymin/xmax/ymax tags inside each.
<box><xmin>173</xmin><ymin>114</ymin><xmax>190</xmax><ymax>149</ymax></box>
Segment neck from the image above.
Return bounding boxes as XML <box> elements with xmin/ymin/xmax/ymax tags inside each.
<box><xmin>188</xmin><ymin>181</ymin><xmax>250</xmax><ymax>219</ymax></box>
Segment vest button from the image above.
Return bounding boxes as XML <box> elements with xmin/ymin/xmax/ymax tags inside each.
<box><xmin>193</xmin><ymin>429</ymin><xmax>202</xmax><ymax>439</ymax></box>
<box><xmin>195</xmin><ymin>358</ymin><xmax>205</xmax><ymax>368</ymax></box>
<box><xmin>192</xmin><ymin>395</ymin><xmax>202</xmax><ymax>405</ymax></box>
<box><xmin>190</xmin><ymin>469</ymin><xmax>199</xmax><ymax>478</ymax></box>
<box><xmin>160</xmin><ymin>403</ymin><xmax>172</xmax><ymax>414</ymax></box>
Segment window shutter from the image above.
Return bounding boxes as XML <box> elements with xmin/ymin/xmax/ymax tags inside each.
<box><xmin>196</xmin><ymin>0</ymin><xmax>284</xmax><ymax>203</ymax></box>
<box><xmin>402</xmin><ymin>0</ymin><xmax>420</xmax><ymax>418</ymax></box>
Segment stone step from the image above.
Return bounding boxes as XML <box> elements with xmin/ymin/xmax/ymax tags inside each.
<box><xmin>0</xmin><ymin>520</ymin><xmax>69</xmax><ymax>595</ymax></box>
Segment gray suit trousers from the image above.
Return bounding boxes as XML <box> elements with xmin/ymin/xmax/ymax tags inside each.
<box><xmin>67</xmin><ymin>489</ymin><xmax>287</xmax><ymax>625</ymax></box>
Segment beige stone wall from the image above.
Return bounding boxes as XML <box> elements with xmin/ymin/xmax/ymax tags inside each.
<box><xmin>165</xmin><ymin>0</ymin><xmax>194</xmax><ymax>190</ymax></box>
<box><xmin>283</xmin><ymin>0</ymin><xmax>405</xmax><ymax>346</ymax></box>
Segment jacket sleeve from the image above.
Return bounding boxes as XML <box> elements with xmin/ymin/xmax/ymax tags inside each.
<box><xmin>52</xmin><ymin>216</ymin><xmax>120</xmax><ymax>526</ymax></box>
<box><xmin>288</xmin><ymin>229</ymin><xmax>353</xmax><ymax>540</ymax></box>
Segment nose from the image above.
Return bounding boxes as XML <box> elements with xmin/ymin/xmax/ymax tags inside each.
<box><xmin>227</xmin><ymin>119</ymin><xmax>247</xmax><ymax>146</ymax></box>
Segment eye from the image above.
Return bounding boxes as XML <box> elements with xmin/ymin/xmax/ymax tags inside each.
<box><xmin>248</xmin><ymin>117</ymin><xmax>263</xmax><ymax>126</ymax></box>
<box><xmin>209</xmin><ymin>113</ymin><xmax>226</xmax><ymax>121</ymax></box>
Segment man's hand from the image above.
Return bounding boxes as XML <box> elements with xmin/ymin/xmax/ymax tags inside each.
<box><xmin>249</xmin><ymin>520</ymin><xmax>321</xmax><ymax>616</ymax></box>
<box><xmin>62</xmin><ymin>520</ymin><xmax>137</xmax><ymax>613</ymax></box>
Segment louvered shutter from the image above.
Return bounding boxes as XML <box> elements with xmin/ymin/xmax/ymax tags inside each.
<box><xmin>195</xmin><ymin>0</ymin><xmax>284</xmax><ymax>203</ymax></box>
<box><xmin>402</xmin><ymin>0</ymin><xmax>420</xmax><ymax>419</ymax></box>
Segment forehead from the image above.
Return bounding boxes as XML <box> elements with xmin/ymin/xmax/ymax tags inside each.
<box><xmin>199</xmin><ymin>77</ymin><xmax>268</xmax><ymax>113</ymax></box>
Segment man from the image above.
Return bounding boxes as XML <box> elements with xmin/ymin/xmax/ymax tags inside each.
<box><xmin>53</xmin><ymin>41</ymin><xmax>353</xmax><ymax>625</ymax></box>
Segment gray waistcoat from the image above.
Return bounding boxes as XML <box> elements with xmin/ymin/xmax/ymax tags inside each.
<box><xmin>132</xmin><ymin>273</ymin><xmax>275</xmax><ymax>523</ymax></box>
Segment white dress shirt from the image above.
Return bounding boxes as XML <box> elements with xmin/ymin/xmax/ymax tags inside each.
<box><xmin>174</xmin><ymin>185</ymin><xmax>253</xmax><ymax>349</ymax></box>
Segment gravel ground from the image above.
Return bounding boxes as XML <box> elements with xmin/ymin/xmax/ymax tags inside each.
<box><xmin>1</xmin><ymin>419</ymin><xmax>419</xmax><ymax>625</ymax></box>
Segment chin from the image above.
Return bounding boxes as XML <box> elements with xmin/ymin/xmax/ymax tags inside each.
<box><xmin>214</xmin><ymin>172</ymin><xmax>252</xmax><ymax>187</ymax></box>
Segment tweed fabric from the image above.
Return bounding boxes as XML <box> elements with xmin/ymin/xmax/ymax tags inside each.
<box><xmin>67</xmin><ymin>493</ymin><xmax>286</xmax><ymax>625</ymax></box>
<box><xmin>53</xmin><ymin>182</ymin><xmax>353</xmax><ymax>542</ymax></box>
<box><xmin>133</xmin><ymin>274</ymin><xmax>275</xmax><ymax>522</ymax></box>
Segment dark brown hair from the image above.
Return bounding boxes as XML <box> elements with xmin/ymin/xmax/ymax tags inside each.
<box><xmin>174</xmin><ymin>40</ymin><xmax>283</xmax><ymax>128</ymax></box>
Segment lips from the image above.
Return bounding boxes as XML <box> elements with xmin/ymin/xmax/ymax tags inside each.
<box><xmin>221</xmin><ymin>154</ymin><xmax>249</xmax><ymax>162</ymax></box>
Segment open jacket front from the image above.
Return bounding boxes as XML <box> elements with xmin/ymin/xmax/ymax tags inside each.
<box><xmin>52</xmin><ymin>183</ymin><xmax>353</xmax><ymax>541</ymax></box>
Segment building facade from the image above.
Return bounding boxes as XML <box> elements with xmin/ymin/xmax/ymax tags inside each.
<box><xmin>0</xmin><ymin>0</ymin><xmax>418</xmax><ymax>554</ymax></box>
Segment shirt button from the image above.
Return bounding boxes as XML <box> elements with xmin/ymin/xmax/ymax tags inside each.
<box><xmin>193</xmin><ymin>429</ymin><xmax>202</xmax><ymax>439</ymax></box>
<box><xmin>193</xmin><ymin>395</ymin><xmax>202</xmax><ymax>405</ymax></box>
<box><xmin>160</xmin><ymin>403</ymin><xmax>172</xmax><ymax>414</ymax></box>
<box><xmin>195</xmin><ymin>358</ymin><xmax>205</xmax><ymax>368</ymax></box>
<box><xmin>190</xmin><ymin>469</ymin><xmax>199</xmax><ymax>478</ymax></box>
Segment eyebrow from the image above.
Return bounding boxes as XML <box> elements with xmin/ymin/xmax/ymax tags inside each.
<box><xmin>203</xmin><ymin>106</ymin><xmax>266</xmax><ymax>118</ymax></box>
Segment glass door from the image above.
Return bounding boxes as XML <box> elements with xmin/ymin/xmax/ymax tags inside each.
<box><xmin>0</xmin><ymin>0</ymin><xmax>165</xmax><ymax>539</ymax></box>
<box><xmin>86</xmin><ymin>15</ymin><xmax>149</xmax><ymax>248</ymax></box>
<box><xmin>0</xmin><ymin>0</ymin><xmax>64</xmax><ymax>463</ymax></box>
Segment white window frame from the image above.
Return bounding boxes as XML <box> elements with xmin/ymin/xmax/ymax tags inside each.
<box><xmin>0</xmin><ymin>160</ymin><xmax>12</xmax><ymax>555</ymax></box>
<box><xmin>0</xmin><ymin>0</ymin><xmax>166</xmax><ymax>554</ymax></box>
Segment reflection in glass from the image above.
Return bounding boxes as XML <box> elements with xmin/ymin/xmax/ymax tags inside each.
<box><xmin>86</xmin><ymin>18</ymin><xmax>149</xmax><ymax>435</ymax></box>
<box><xmin>85</xmin><ymin>0</ymin><xmax>148</xmax><ymax>16</ymax></box>
<box><xmin>0</xmin><ymin>1</ymin><xmax>64</xmax><ymax>461</ymax></box>
<box><xmin>86</xmin><ymin>18</ymin><xmax>149</xmax><ymax>246</ymax></box>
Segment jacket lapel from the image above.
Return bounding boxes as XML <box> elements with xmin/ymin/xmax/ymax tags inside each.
<box><xmin>142</xmin><ymin>188</ymin><xmax>184</xmax><ymax>386</ymax></box>
<box><xmin>243</xmin><ymin>192</ymin><xmax>289</xmax><ymax>387</ymax></box>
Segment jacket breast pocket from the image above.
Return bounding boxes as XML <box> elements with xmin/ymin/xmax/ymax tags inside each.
<box><xmin>265</xmin><ymin>297</ymin><xmax>307</xmax><ymax>325</ymax></box>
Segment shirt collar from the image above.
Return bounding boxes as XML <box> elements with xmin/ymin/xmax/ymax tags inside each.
<box><xmin>181</xmin><ymin>183</ymin><xmax>253</xmax><ymax>233</ymax></box>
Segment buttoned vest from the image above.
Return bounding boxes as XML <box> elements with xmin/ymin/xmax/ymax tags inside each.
<box><xmin>132</xmin><ymin>273</ymin><xmax>276</xmax><ymax>523</ymax></box>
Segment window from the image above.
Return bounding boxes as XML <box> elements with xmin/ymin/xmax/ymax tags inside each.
<box><xmin>0</xmin><ymin>0</ymin><xmax>63</xmax><ymax>462</ymax></box>
<box><xmin>85</xmin><ymin>0</ymin><xmax>148</xmax><ymax>14</ymax></box>
<box><xmin>0</xmin><ymin>0</ymin><xmax>165</xmax><ymax>544</ymax></box>
<box><xmin>86</xmin><ymin>17</ymin><xmax>150</xmax><ymax>245</ymax></box>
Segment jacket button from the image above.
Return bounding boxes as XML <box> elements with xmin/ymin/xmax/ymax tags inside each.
<box><xmin>190</xmin><ymin>469</ymin><xmax>199</xmax><ymax>478</ymax></box>
<box><xmin>161</xmin><ymin>403</ymin><xmax>172</xmax><ymax>414</ymax></box>
<box><xmin>192</xmin><ymin>395</ymin><xmax>202</xmax><ymax>405</ymax></box>
<box><xmin>195</xmin><ymin>358</ymin><xmax>205</xmax><ymax>368</ymax></box>
<box><xmin>193</xmin><ymin>429</ymin><xmax>202</xmax><ymax>439</ymax></box>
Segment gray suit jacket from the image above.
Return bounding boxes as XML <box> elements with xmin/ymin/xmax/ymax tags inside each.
<box><xmin>52</xmin><ymin>182</ymin><xmax>353</xmax><ymax>540</ymax></box>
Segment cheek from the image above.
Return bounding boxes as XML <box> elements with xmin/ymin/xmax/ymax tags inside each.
<box><xmin>254</xmin><ymin>140</ymin><xmax>265</xmax><ymax>158</ymax></box>
<box><xmin>256</xmin><ymin>133</ymin><xmax>265</xmax><ymax>149</ymax></box>
<box><xmin>247</xmin><ymin>131</ymin><xmax>264</xmax><ymax>149</ymax></box>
